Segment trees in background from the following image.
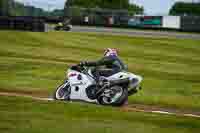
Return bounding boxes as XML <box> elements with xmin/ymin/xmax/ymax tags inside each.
<box><xmin>1</xmin><ymin>0</ymin><xmax>143</xmax><ymax>17</ymax></box>
<box><xmin>66</xmin><ymin>0</ymin><xmax>143</xmax><ymax>15</ymax></box>
<box><xmin>169</xmin><ymin>2</ymin><xmax>200</xmax><ymax>16</ymax></box>
<box><xmin>0</xmin><ymin>0</ymin><xmax>62</xmax><ymax>17</ymax></box>
<box><xmin>0</xmin><ymin>0</ymin><xmax>45</xmax><ymax>16</ymax></box>
<box><xmin>0</xmin><ymin>0</ymin><xmax>13</xmax><ymax>16</ymax></box>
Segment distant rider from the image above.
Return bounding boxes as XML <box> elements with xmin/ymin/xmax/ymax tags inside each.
<box><xmin>58</xmin><ymin>22</ymin><xmax>63</xmax><ymax>27</ymax></box>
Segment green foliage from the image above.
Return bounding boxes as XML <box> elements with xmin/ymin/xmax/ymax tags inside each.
<box><xmin>0</xmin><ymin>0</ymin><xmax>13</xmax><ymax>16</ymax></box>
<box><xmin>99</xmin><ymin>0</ymin><xmax>129</xmax><ymax>9</ymax></box>
<box><xmin>65</xmin><ymin>0</ymin><xmax>143</xmax><ymax>15</ymax></box>
<box><xmin>0</xmin><ymin>0</ymin><xmax>63</xmax><ymax>17</ymax></box>
<box><xmin>128</xmin><ymin>3</ymin><xmax>144</xmax><ymax>15</ymax></box>
<box><xmin>169</xmin><ymin>2</ymin><xmax>200</xmax><ymax>16</ymax></box>
<box><xmin>11</xmin><ymin>2</ymin><xmax>47</xmax><ymax>16</ymax></box>
<box><xmin>50</xmin><ymin>9</ymin><xmax>64</xmax><ymax>17</ymax></box>
<box><xmin>1</xmin><ymin>0</ymin><xmax>143</xmax><ymax>17</ymax></box>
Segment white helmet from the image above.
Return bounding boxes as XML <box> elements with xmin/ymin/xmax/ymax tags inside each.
<box><xmin>104</xmin><ymin>48</ymin><xmax>118</xmax><ymax>57</ymax></box>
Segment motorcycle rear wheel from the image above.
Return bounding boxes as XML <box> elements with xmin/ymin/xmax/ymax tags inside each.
<box><xmin>97</xmin><ymin>86</ymin><xmax>128</xmax><ymax>106</ymax></box>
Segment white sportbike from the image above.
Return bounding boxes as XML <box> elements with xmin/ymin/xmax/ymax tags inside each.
<box><xmin>54</xmin><ymin>64</ymin><xmax>142</xmax><ymax>106</ymax></box>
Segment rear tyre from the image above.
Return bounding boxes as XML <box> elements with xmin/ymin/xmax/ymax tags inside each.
<box><xmin>97</xmin><ymin>86</ymin><xmax>128</xmax><ymax>106</ymax></box>
<box><xmin>63</xmin><ymin>26</ymin><xmax>71</xmax><ymax>31</ymax></box>
<box><xmin>53</xmin><ymin>80</ymin><xmax>71</xmax><ymax>101</ymax></box>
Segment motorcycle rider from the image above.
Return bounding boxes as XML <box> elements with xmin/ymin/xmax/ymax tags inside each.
<box><xmin>58</xmin><ymin>22</ymin><xmax>63</xmax><ymax>27</ymax></box>
<box><xmin>79</xmin><ymin>48</ymin><xmax>126</xmax><ymax>81</ymax></box>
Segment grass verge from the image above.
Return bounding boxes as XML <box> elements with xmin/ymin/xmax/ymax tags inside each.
<box><xmin>0</xmin><ymin>96</ymin><xmax>200</xmax><ymax>133</ymax></box>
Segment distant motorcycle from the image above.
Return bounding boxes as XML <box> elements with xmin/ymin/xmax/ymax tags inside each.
<box><xmin>55</xmin><ymin>19</ymin><xmax>72</xmax><ymax>31</ymax></box>
<box><xmin>54</xmin><ymin>24</ymin><xmax>72</xmax><ymax>31</ymax></box>
<box><xmin>53</xmin><ymin>64</ymin><xmax>142</xmax><ymax>106</ymax></box>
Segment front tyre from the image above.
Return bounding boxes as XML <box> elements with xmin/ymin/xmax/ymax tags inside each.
<box><xmin>53</xmin><ymin>81</ymin><xmax>71</xmax><ymax>101</ymax></box>
<box><xmin>97</xmin><ymin>86</ymin><xmax>128</xmax><ymax>106</ymax></box>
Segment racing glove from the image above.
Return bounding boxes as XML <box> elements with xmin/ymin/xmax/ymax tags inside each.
<box><xmin>79</xmin><ymin>61</ymin><xmax>88</xmax><ymax>66</ymax></box>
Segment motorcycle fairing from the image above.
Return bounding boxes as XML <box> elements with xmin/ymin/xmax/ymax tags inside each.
<box><xmin>68</xmin><ymin>70</ymin><xmax>97</xmax><ymax>103</ymax></box>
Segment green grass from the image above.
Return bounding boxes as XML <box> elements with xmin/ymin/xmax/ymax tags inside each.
<box><xmin>0</xmin><ymin>96</ymin><xmax>200</xmax><ymax>133</ymax></box>
<box><xmin>0</xmin><ymin>31</ymin><xmax>200</xmax><ymax>110</ymax></box>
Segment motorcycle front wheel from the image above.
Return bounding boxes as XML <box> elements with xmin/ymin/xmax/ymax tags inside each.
<box><xmin>53</xmin><ymin>80</ymin><xmax>71</xmax><ymax>101</ymax></box>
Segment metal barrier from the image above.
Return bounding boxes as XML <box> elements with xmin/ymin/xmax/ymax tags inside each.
<box><xmin>180</xmin><ymin>16</ymin><xmax>200</xmax><ymax>32</ymax></box>
<box><xmin>0</xmin><ymin>16</ymin><xmax>45</xmax><ymax>32</ymax></box>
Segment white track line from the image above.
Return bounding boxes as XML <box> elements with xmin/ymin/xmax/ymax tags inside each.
<box><xmin>123</xmin><ymin>107</ymin><xmax>200</xmax><ymax>118</ymax></box>
<box><xmin>0</xmin><ymin>92</ymin><xmax>54</xmax><ymax>101</ymax></box>
<box><xmin>183</xmin><ymin>114</ymin><xmax>200</xmax><ymax>118</ymax></box>
<box><xmin>1</xmin><ymin>92</ymin><xmax>200</xmax><ymax>118</ymax></box>
<box><xmin>152</xmin><ymin>111</ymin><xmax>200</xmax><ymax>118</ymax></box>
<box><xmin>151</xmin><ymin>111</ymin><xmax>174</xmax><ymax>115</ymax></box>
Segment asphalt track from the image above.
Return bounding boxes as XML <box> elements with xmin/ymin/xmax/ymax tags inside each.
<box><xmin>71</xmin><ymin>26</ymin><xmax>200</xmax><ymax>40</ymax></box>
<box><xmin>0</xmin><ymin>92</ymin><xmax>200</xmax><ymax>119</ymax></box>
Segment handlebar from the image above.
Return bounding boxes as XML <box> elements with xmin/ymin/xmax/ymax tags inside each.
<box><xmin>70</xmin><ymin>64</ymin><xmax>90</xmax><ymax>72</ymax></box>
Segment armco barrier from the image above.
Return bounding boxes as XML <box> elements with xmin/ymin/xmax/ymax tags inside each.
<box><xmin>180</xmin><ymin>16</ymin><xmax>200</xmax><ymax>32</ymax></box>
<box><xmin>1</xmin><ymin>16</ymin><xmax>200</xmax><ymax>33</ymax></box>
<box><xmin>0</xmin><ymin>16</ymin><xmax>45</xmax><ymax>32</ymax></box>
